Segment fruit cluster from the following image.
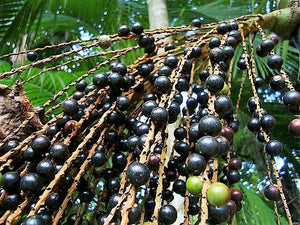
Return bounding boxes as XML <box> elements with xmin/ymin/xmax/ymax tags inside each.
<box><xmin>0</xmin><ymin>16</ymin><xmax>297</xmax><ymax>225</ymax></box>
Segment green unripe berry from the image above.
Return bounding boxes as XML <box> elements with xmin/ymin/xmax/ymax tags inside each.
<box><xmin>186</xmin><ymin>176</ymin><xmax>204</xmax><ymax>196</ymax></box>
<box><xmin>207</xmin><ymin>182</ymin><xmax>231</xmax><ymax>207</ymax></box>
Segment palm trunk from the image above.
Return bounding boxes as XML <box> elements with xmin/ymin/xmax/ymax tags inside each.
<box><xmin>147</xmin><ymin>0</ymin><xmax>169</xmax><ymax>30</ymax></box>
<box><xmin>147</xmin><ymin>1</ymin><xmax>185</xmax><ymax>224</ymax></box>
<box><xmin>147</xmin><ymin>0</ymin><xmax>171</xmax><ymax>48</ymax></box>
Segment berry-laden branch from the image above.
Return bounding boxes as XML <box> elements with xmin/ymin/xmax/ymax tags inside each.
<box><xmin>0</xmin><ymin>8</ymin><xmax>299</xmax><ymax>225</ymax></box>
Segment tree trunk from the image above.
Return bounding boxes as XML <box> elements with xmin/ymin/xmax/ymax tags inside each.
<box><xmin>147</xmin><ymin>0</ymin><xmax>169</xmax><ymax>30</ymax></box>
<box><xmin>147</xmin><ymin>1</ymin><xmax>185</xmax><ymax>224</ymax></box>
<box><xmin>147</xmin><ymin>0</ymin><xmax>171</xmax><ymax>49</ymax></box>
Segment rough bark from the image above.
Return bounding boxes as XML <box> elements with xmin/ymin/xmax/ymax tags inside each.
<box><xmin>0</xmin><ymin>82</ymin><xmax>43</xmax><ymax>142</ymax></box>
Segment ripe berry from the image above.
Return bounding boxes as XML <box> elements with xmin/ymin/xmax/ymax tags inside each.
<box><xmin>131</xmin><ymin>22</ymin><xmax>144</xmax><ymax>34</ymax></box>
<box><xmin>3</xmin><ymin>172</ymin><xmax>21</xmax><ymax>193</ymax></box>
<box><xmin>228</xmin><ymin>158</ymin><xmax>242</xmax><ymax>170</ymax></box>
<box><xmin>84</xmin><ymin>84</ymin><xmax>96</xmax><ymax>94</ymax></box>
<box><xmin>190</xmin><ymin>46</ymin><xmax>202</xmax><ymax>58</ymax></box>
<box><xmin>126</xmin><ymin>162</ymin><xmax>150</xmax><ymax>187</ymax></box>
<box><xmin>144</xmin><ymin>92</ymin><xmax>157</xmax><ymax>102</ymax></box>
<box><xmin>174</xmin><ymin>127</ymin><xmax>187</xmax><ymax>140</ymax></box>
<box><xmin>223</xmin><ymin>46</ymin><xmax>234</xmax><ymax>61</ymax></box>
<box><xmin>63</xmin><ymin>99</ymin><xmax>79</xmax><ymax>116</ymax></box>
<box><xmin>3</xmin><ymin>193</ymin><xmax>22</xmax><ymax>210</ymax></box>
<box><xmin>220</xmin><ymin>125</ymin><xmax>234</xmax><ymax>142</ymax></box>
<box><xmin>209</xmin><ymin>37</ymin><xmax>221</xmax><ymax>48</ymax></box>
<box><xmin>214</xmin><ymin>95</ymin><xmax>233</xmax><ymax>117</ymax></box>
<box><xmin>93</xmin><ymin>73</ymin><xmax>108</xmax><ymax>88</ymax></box>
<box><xmin>162</xmin><ymin>189</ymin><xmax>174</xmax><ymax>201</ymax></box>
<box><xmin>79</xmin><ymin>189</ymin><xmax>94</xmax><ymax>203</ymax></box>
<box><xmin>191</xmin><ymin>18</ymin><xmax>201</xmax><ymax>27</ymax></box>
<box><xmin>23</xmin><ymin>215</ymin><xmax>44</xmax><ymax>225</ymax></box>
<box><xmin>91</xmin><ymin>151</ymin><xmax>107</xmax><ymax>167</ymax></box>
<box><xmin>128</xmin><ymin>206</ymin><xmax>141</xmax><ymax>224</ymax></box>
<box><xmin>188</xmin><ymin>204</ymin><xmax>200</xmax><ymax>216</ymax></box>
<box><xmin>108</xmin><ymin>72</ymin><xmax>124</xmax><ymax>89</ymax></box>
<box><xmin>158</xmin><ymin>65</ymin><xmax>172</xmax><ymax>76</ymax></box>
<box><xmin>20</xmin><ymin>173</ymin><xmax>44</xmax><ymax>192</ymax></box>
<box><xmin>226</xmin><ymin>36</ymin><xmax>238</xmax><ymax>48</ymax></box>
<box><xmin>264</xmin><ymin>184</ymin><xmax>280</xmax><ymax>201</ymax></box>
<box><xmin>27</xmin><ymin>51</ymin><xmax>38</xmax><ymax>61</ymax></box>
<box><xmin>253</xmin><ymin>77</ymin><xmax>264</xmax><ymax>88</ymax></box>
<box><xmin>172</xmin><ymin>179</ymin><xmax>186</xmax><ymax>196</ymax></box>
<box><xmin>118</xmin><ymin>25</ymin><xmax>130</xmax><ymax>36</ymax></box>
<box><xmin>261</xmin><ymin>39</ymin><xmax>274</xmax><ymax>52</ymax></box>
<box><xmin>175</xmin><ymin>77</ymin><xmax>189</xmax><ymax>91</ymax></box>
<box><xmin>208</xmin><ymin>205</ymin><xmax>230</xmax><ymax>224</ymax></box>
<box><xmin>186</xmin><ymin>176</ymin><xmax>204</xmax><ymax>196</ymax></box>
<box><xmin>265</xmin><ymin>140</ymin><xmax>283</xmax><ymax>156</ymax></box>
<box><xmin>112</xmin><ymin>152</ymin><xmax>127</xmax><ymax>171</ymax></box>
<box><xmin>138</xmin><ymin>35</ymin><xmax>155</xmax><ymax>48</ymax></box>
<box><xmin>31</xmin><ymin>135</ymin><xmax>51</xmax><ymax>154</ymax></box>
<box><xmin>209</xmin><ymin>47</ymin><xmax>224</xmax><ymax>62</ymax></box>
<box><xmin>45</xmin><ymin>193</ymin><xmax>60</xmax><ymax>211</ymax></box>
<box><xmin>150</xmin><ymin>107</ymin><xmax>169</xmax><ymax>126</ymax></box>
<box><xmin>144</xmin><ymin>197</ymin><xmax>155</xmax><ymax>214</ymax></box>
<box><xmin>187</xmin><ymin>153</ymin><xmax>206</xmax><ymax>175</ymax></box>
<box><xmin>3</xmin><ymin>140</ymin><xmax>19</xmax><ymax>153</ymax></box>
<box><xmin>192</xmin><ymin>84</ymin><xmax>204</xmax><ymax>93</ymax></box>
<box><xmin>199</xmin><ymin>115</ymin><xmax>222</xmax><ymax>136</ymax></box>
<box><xmin>50</xmin><ymin>143</ymin><xmax>69</xmax><ymax>162</ymax></box>
<box><xmin>228</xmin><ymin>30</ymin><xmax>241</xmax><ymax>41</ymax></box>
<box><xmin>207</xmin><ymin>182</ymin><xmax>231</xmax><ymax>207</ymax></box>
<box><xmin>283</xmin><ymin>91</ymin><xmax>300</xmax><ymax>108</ymax></box>
<box><xmin>229</xmin><ymin>21</ymin><xmax>239</xmax><ymax>30</ymax></box>
<box><xmin>189</xmin><ymin>123</ymin><xmax>200</xmax><ymax>141</ymax></box>
<box><xmin>247</xmin><ymin>118</ymin><xmax>260</xmax><ymax>132</ymax></box>
<box><xmin>256</xmin><ymin>45</ymin><xmax>268</xmax><ymax>57</ymax></box>
<box><xmin>164</xmin><ymin>56</ymin><xmax>178</xmax><ymax>70</ymax></box>
<box><xmin>227</xmin><ymin>170</ymin><xmax>241</xmax><ymax>184</ymax></box>
<box><xmin>116</xmin><ymin>96</ymin><xmax>131</xmax><ymax>111</ymax></box>
<box><xmin>270</xmin><ymin>75</ymin><xmax>285</xmax><ymax>91</ymax></box>
<box><xmin>230</xmin><ymin>189</ymin><xmax>243</xmax><ymax>203</ymax></box>
<box><xmin>186</xmin><ymin>96</ymin><xmax>198</xmax><ymax>110</ymax></box>
<box><xmin>215</xmin><ymin>135</ymin><xmax>230</xmax><ymax>155</ymax></box>
<box><xmin>267</xmin><ymin>54</ymin><xmax>283</xmax><ymax>70</ymax></box>
<box><xmin>76</xmin><ymin>80</ymin><xmax>87</xmax><ymax>91</ymax></box>
<box><xmin>199</xmin><ymin>70</ymin><xmax>209</xmax><ymax>82</ymax></box>
<box><xmin>158</xmin><ymin>204</ymin><xmax>177</xmax><ymax>224</ymax></box>
<box><xmin>165</xmin><ymin>43</ymin><xmax>175</xmax><ymax>51</ymax></box>
<box><xmin>36</xmin><ymin>159</ymin><xmax>56</xmax><ymax>178</ymax></box>
<box><xmin>247</xmin><ymin>97</ymin><xmax>259</xmax><ymax>113</ymax></box>
<box><xmin>154</xmin><ymin>76</ymin><xmax>171</xmax><ymax>93</ymax></box>
<box><xmin>237</xmin><ymin>57</ymin><xmax>247</xmax><ymax>70</ymax></box>
<box><xmin>217</xmin><ymin>23</ymin><xmax>229</xmax><ymax>34</ymax></box>
<box><xmin>73</xmin><ymin>91</ymin><xmax>83</xmax><ymax>100</ymax></box>
<box><xmin>261</xmin><ymin>115</ymin><xmax>276</xmax><ymax>131</ymax></box>
<box><xmin>288</xmin><ymin>118</ymin><xmax>300</xmax><ymax>137</ymax></box>
<box><xmin>195</xmin><ymin>135</ymin><xmax>219</xmax><ymax>157</ymax></box>
<box><xmin>205</xmin><ymin>74</ymin><xmax>224</xmax><ymax>93</ymax></box>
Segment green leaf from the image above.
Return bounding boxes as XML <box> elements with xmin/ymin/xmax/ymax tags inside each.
<box><xmin>234</xmin><ymin>184</ymin><xmax>289</xmax><ymax>225</ymax></box>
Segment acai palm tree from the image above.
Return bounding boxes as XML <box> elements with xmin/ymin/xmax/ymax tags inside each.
<box><xmin>0</xmin><ymin>0</ymin><xmax>299</xmax><ymax>224</ymax></box>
